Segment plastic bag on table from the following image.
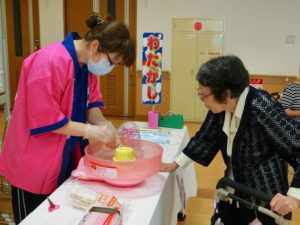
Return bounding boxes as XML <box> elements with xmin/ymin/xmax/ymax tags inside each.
<box><xmin>118</xmin><ymin>122</ymin><xmax>140</xmax><ymax>139</ymax></box>
<box><xmin>78</xmin><ymin>192</ymin><xmax>123</xmax><ymax>225</ymax></box>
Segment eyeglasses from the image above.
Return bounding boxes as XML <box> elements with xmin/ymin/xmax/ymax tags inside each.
<box><xmin>197</xmin><ymin>87</ymin><xmax>213</xmax><ymax>100</ymax></box>
<box><xmin>106</xmin><ymin>53</ymin><xmax>114</xmax><ymax>66</ymax></box>
<box><xmin>105</xmin><ymin>53</ymin><xmax>124</xmax><ymax>67</ymax></box>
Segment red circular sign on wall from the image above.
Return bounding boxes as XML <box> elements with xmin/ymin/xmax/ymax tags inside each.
<box><xmin>194</xmin><ymin>22</ymin><xmax>203</xmax><ymax>31</ymax></box>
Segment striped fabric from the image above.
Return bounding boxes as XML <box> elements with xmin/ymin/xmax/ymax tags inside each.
<box><xmin>282</xmin><ymin>82</ymin><xmax>300</xmax><ymax>121</ymax></box>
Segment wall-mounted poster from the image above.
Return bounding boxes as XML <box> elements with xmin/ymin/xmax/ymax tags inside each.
<box><xmin>142</xmin><ymin>32</ymin><xmax>163</xmax><ymax>104</ymax></box>
<box><xmin>250</xmin><ymin>78</ymin><xmax>263</xmax><ymax>90</ymax></box>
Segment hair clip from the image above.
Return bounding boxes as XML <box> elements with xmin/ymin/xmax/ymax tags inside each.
<box><xmin>96</xmin><ymin>17</ymin><xmax>104</xmax><ymax>25</ymax></box>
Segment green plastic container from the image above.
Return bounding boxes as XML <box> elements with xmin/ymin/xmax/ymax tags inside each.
<box><xmin>158</xmin><ymin>112</ymin><xmax>183</xmax><ymax>129</ymax></box>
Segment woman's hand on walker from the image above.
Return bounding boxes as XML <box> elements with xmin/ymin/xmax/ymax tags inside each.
<box><xmin>270</xmin><ymin>193</ymin><xmax>300</xmax><ymax>215</ymax></box>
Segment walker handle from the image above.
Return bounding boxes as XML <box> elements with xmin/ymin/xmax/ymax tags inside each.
<box><xmin>216</xmin><ymin>177</ymin><xmax>292</xmax><ymax>221</ymax></box>
<box><xmin>216</xmin><ymin>177</ymin><xmax>272</xmax><ymax>203</ymax></box>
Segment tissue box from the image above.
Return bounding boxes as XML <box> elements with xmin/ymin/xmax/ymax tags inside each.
<box><xmin>158</xmin><ymin>112</ymin><xmax>183</xmax><ymax>129</ymax></box>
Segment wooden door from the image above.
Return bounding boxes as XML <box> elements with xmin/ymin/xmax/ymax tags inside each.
<box><xmin>64</xmin><ymin>0</ymin><xmax>93</xmax><ymax>37</ymax></box>
<box><xmin>98</xmin><ymin>0</ymin><xmax>125</xmax><ymax>117</ymax></box>
<box><xmin>5</xmin><ymin>0</ymin><xmax>40</xmax><ymax>108</ymax></box>
<box><xmin>64</xmin><ymin>0</ymin><xmax>136</xmax><ymax>117</ymax></box>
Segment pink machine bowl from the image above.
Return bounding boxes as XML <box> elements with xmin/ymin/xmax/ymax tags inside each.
<box><xmin>72</xmin><ymin>137</ymin><xmax>163</xmax><ymax>187</ymax></box>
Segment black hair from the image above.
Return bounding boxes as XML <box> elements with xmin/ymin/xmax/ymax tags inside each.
<box><xmin>196</xmin><ymin>55</ymin><xmax>250</xmax><ymax>102</ymax></box>
<box><xmin>84</xmin><ymin>12</ymin><xmax>135</xmax><ymax>67</ymax></box>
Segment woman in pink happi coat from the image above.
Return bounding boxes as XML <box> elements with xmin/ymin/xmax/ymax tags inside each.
<box><xmin>0</xmin><ymin>12</ymin><xmax>135</xmax><ymax>224</ymax></box>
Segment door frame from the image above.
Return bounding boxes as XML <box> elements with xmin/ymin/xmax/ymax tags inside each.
<box><xmin>127</xmin><ymin>0</ymin><xmax>136</xmax><ymax>117</ymax></box>
<box><xmin>0</xmin><ymin>0</ymin><xmax>11</xmax><ymax>117</ymax></box>
<box><xmin>4</xmin><ymin>0</ymin><xmax>40</xmax><ymax>108</ymax></box>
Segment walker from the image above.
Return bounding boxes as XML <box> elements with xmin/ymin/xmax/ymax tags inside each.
<box><xmin>213</xmin><ymin>177</ymin><xmax>291</xmax><ymax>225</ymax></box>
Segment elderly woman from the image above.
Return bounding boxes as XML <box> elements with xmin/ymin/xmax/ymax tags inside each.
<box><xmin>162</xmin><ymin>55</ymin><xmax>300</xmax><ymax>225</ymax></box>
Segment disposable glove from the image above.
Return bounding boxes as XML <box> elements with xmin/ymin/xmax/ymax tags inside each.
<box><xmin>85</xmin><ymin>121</ymin><xmax>120</xmax><ymax>148</ymax></box>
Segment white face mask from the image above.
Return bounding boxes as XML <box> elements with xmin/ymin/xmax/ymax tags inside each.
<box><xmin>87</xmin><ymin>52</ymin><xmax>114</xmax><ymax>76</ymax></box>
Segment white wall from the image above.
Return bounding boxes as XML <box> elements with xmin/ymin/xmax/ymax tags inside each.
<box><xmin>39</xmin><ymin>0</ymin><xmax>64</xmax><ymax>47</ymax></box>
<box><xmin>137</xmin><ymin>0</ymin><xmax>300</xmax><ymax>76</ymax></box>
<box><xmin>35</xmin><ymin>0</ymin><xmax>300</xmax><ymax>75</ymax></box>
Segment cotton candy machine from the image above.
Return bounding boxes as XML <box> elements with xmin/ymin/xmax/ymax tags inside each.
<box><xmin>71</xmin><ymin>137</ymin><xmax>163</xmax><ymax>187</ymax></box>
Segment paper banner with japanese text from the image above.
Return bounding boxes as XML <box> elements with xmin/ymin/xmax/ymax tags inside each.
<box><xmin>142</xmin><ymin>32</ymin><xmax>163</xmax><ymax>104</ymax></box>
